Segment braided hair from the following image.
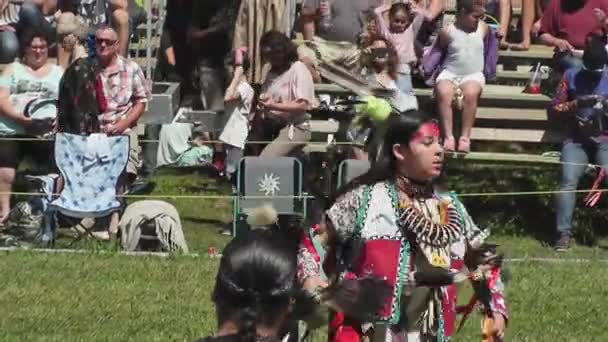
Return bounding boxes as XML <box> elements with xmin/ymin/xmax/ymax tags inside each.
<box><xmin>212</xmin><ymin>227</ymin><xmax>297</xmax><ymax>342</ymax></box>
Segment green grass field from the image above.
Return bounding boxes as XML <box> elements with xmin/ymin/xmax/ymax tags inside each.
<box><xmin>2</xmin><ymin>171</ymin><xmax>608</xmax><ymax>341</ymax></box>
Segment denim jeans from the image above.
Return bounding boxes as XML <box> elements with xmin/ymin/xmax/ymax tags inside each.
<box><xmin>554</xmin><ymin>52</ymin><xmax>584</xmax><ymax>74</ymax></box>
<box><xmin>396</xmin><ymin>72</ymin><xmax>414</xmax><ymax>95</ymax></box>
<box><xmin>555</xmin><ymin>141</ymin><xmax>608</xmax><ymax>236</ymax></box>
<box><xmin>0</xmin><ymin>31</ymin><xmax>18</xmax><ymax>63</ymax></box>
<box><xmin>0</xmin><ymin>3</ymin><xmax>53</xmax><ymax>63</ymax></box>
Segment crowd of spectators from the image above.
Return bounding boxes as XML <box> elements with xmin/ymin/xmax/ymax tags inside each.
<box><xmin>2</xmin><ymin>0</ymin><xmax>608</xmax><ymax>249</ymax></box>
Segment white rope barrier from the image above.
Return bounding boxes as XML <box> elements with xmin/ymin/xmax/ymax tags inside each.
<box><xmin>2</xmin><ymin>247</ymin><xmax>607</xmax><ymax>263</ymax></box>
<box><xmin>3</xmin><ymin>188</ymin><xmax>608</xmax><ymax>199</ymax></box>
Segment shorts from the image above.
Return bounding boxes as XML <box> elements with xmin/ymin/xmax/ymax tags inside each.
<box><xmin>296</xmin><ymin>37</ymin><xmax>361</xmax><ymax>71</ymax></box>
<box><xmin>436</xmin><ymin>70</ymin><xmax>486</xmax><ymax>87</ymax></box>
<box><xmin>0</xmin><ymin>136</ymin><xmax>55</xmax><ymax>169</ymax></box>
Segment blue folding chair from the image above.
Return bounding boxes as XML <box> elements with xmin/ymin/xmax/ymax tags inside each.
<box><xmin>47</xmin><ymin>133</ymin><xmax>129</xmax><ymax>245</ymax></box>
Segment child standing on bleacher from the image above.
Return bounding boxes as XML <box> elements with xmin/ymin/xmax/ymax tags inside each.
<box><xmin>219</xmin><ymin>48</ymin><xmax>255</xmax><ymax>181</ymax></box>
<box><xmin>433</xmin><ymin>0</ymin><xmax>488</xmax><ymax>152</ymax></box>
<box><xmin>374</xmin><ymin>2</ymin><xmax>425</xmax><ymax>95</ymax></box>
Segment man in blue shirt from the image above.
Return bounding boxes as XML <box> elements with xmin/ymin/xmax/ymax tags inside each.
<box><xmin>550</xmin><ymin>34</ymin><xmax>608</xmax><ymax>251</ymax></box>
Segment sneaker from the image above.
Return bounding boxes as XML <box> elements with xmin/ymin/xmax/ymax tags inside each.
<box><xmin>554</xmin><ymin>234</ymin><xmax>571</xmax><ymax>252</ymax></box>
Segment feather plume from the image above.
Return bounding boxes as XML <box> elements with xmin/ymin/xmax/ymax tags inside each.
<box><xmin>245</xmin><ymin>203</ymin><xmax>278</xmax><ymax>228</ymax></box>
<box><xmin>293</xmin><ymin>277</ymin><xmax>392</xmax><ymax>328</ymax></box>
<box><xmin>321</xmin><ymin>277</ymin><xmax>392</xmax><ymax>321</ymax></box>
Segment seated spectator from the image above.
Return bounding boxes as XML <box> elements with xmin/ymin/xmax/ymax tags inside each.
<box><xmin>550</xmin><ymin>35</ymin><xmax>608</xmax><ymax>251</ymax></box>
<box><xmin>94</xmin><ymin>25</ymin><xmax>148</xmax><ymax>184</ymax></box>
<box><xmin>374</xmin><ymin>2</ymin><xmax>425</xmax><ymax>95</ymax></box>
<box><xmin>299</xmin><ymin>0</ymin><xmax>385</xmax><ymax>72</ymax></box>
<box><xmin>255</xmin><ymin>31</ymin><xmax>315</xmax><ymax>158</ymax></box>
<box><xmin>56</xmin><ymin>12</ymin><xmax>89</xmax><ymax>66</ymax></box>
<box><xmin>361</xmin><ymin>36</ymin><xmax>419</xmax><ymax>112</ymax></box>
<box><xmin>57</xmin><ymin>0</ymin><xmax>130</xmax><ymax>68</ymax></box>
<box><xmin>233</xmin><ymin>0</ymin><xmax>287</xmax><ymax>84</ymax></box>
<box><xmin>488</xmin><ymin>0</ymin><xmax>538</xmax><ymax>50</ymax></box>
<box><xmin>485</xmin><ymin>0</ymin><xmax>510</xmax><ymax>49</ymax></box>
<box><xmin>0</xmin><ymin>0</ymin><xmax>57</xmax><ymax>64</ymax></box>
<box><xmin>0</xmin><ymin>28</ymin><xmax>63</xmax><ymax>225</ymax></box>
<box><xmin>539</xmin><ymin>0</ymin><xmax>608</xmax><ymax>72</ymax></box>
<box><xmin>430</xmin><ymin>0</ymin><xmax>492</xmax><ymax>153</ymax></box>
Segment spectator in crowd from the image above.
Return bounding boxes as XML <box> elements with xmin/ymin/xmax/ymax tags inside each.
<box><xmin>411</xmin><ymin>0</ymin><xmax>446</xmax><ymax>52</ymax></box>
<box><xmin>94</xmin><ymin>25</ymin><xmax>148</xmax><ymax>184</ymax></box>
<box><xmin>374</xmin><ymin>2</ymin><xmax>425</xmax><ymax>95</ymax></box>
<box><xmin>195</xmin><ymin>228</ymin><xmax>298</xmax><ymax>342</ymax></box>
<box><xmin>488</xmin><ymin>0</ymin><xmax>538</xmax><ymax>50</ymax></box>
<box><xmin>362</xmin><ymin>36</ymin><xmax>419</xmax><ymax>111</ymax></box>
<box><xmin>299</xmin><ymin>0</ymin><xmax>388</xmax><ymax>72</ymax></box>
<box><xmin>137</xmin><ymin>0</ymin><xmax>193</xmax><ymax>191</ymax></box>
<box><xmin>0</xmin><ymin>0</ymin><xmax>57</xmax><ymax>64</ymax></box>
<box><xmin>485</xmin><ymin>0</ymin><xmax>511</xmax><ymax>49</ymax></box>
<box><xmin>56</xmin><ymin>12</ymin><xmax>89</xmax><ymax>66</ymax></box>
<box><xmin>219</xmin><ymin>48</ymin><xmax>255</xmax><ymax>181</ymax></box>
<box><xmin>233</xmin><ymin>0</ymin><xmax>287</xmax><ymax>84</ymax></box>
<box><xmin>550</xmin><ymin>35</ymin><xmax>608</xmax><ymax>251</ymax></box>
<box><xmin>189</xmin><ymin>0</ymin><xmax>241</xmax><ymax>112</ymax></box>
<box><xmin>57</xmin><ymin>0</ymin><xmax>131</xmax><ymax>68</ymax></box>
<box><xmin>360</xmin><ymin>36</ymin><xmax>419</xmax><ymax>163</ymax></box>
<box><xmin>433</xmin><ymin>0</ymin><xmax>489</xmax><ymax>153</ymax></box>
<box><xmin>255</xmin><ymin>31</ymin><xmax>315</xmax><ymax>158</ymax></box>
<box><xmin>539</xmin><ymin>0</ymin><xmax>608</xmax><ymax>72</ymax></box>
<box><xmin>188</xmin><ymin>0</ymin><xmax>241</xmax><ymax>173</ymax></box>
<box><xmin>0</xmin><ymin>28</ymin><xmax>63</xmax><ymax>225</ymax></box>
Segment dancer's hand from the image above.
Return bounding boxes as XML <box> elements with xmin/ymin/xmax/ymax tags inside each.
<box><xmin>303</xmin><ymin>275</ymin><xmax>328</xmax><ymax>293</ymax></box>
<box><xmin>491</xmin><ymin>313</ymin><xmax>506</xmax><ymax>340</ymax></box>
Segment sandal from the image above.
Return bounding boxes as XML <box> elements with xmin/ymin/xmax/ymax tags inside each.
<box><xmin>457</xmin><ymin>136</ymin><xmax>471</xmax><ymax>153</ymax></box>
<box><xmin>443</xmin><ymin>136</ymin><xmax>456</xmax><ymax>152</ymax></box>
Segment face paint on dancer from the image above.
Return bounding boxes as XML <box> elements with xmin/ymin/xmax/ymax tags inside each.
<box><xmin>411</xmin><ymin>121</ymin><xmax>441</xmax><ymax>145</ymax></box>
<box><xmin>393</xmin><ymin>120</ymin><xmax>444</xmax><ymax>181</ymax></box>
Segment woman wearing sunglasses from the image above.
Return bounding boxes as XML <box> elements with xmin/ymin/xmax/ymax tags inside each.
<box><xmin>363</xmin><ymin>35</ymin><xmax>419</xmax><ymax>112</ymax></box>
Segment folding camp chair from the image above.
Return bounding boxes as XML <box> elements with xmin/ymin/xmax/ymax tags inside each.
<box><xmin>232</xmin><ymin>157</ymin><xmax>306</xmax><ymax>236</ymax></box>
<box><xmin>47</xmin><ymin>133</ymin><xmax>129</xmax><ymax>246</ymax></box>
<box><xmin>336</xmin><ymin>159</ymin><xmax>370</xmax><ymax>189</ymax></box>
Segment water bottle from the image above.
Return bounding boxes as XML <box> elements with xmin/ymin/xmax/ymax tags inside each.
<box><xmin>319</xmin><ymin>0</ymin><xmax>333</xmax><ymax>33</ymax></box>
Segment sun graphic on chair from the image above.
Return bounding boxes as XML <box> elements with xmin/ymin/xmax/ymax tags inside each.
<box><xmin>258</xmin><ymin>173</ymin><xmax>281</xmax><ymax>196</ymax></box>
